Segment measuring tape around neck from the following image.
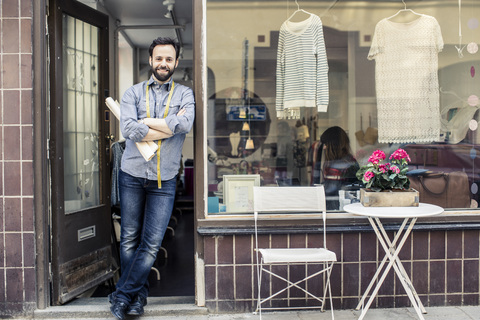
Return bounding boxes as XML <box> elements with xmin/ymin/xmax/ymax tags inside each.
<box><xmin>146</xmin><ymin>80</ymin><xmax>175</xmax><ymax>188</ymax></box>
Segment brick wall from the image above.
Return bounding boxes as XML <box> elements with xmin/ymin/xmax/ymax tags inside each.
<box><xmin>203</xmin><ymin>229</ymin><xmax>480</xmax><ymax>313</ymax></box>
<box><xmin>0</xmin><ymin>0</ymin><xmax>35</xmax><ymax>316</ymax></box>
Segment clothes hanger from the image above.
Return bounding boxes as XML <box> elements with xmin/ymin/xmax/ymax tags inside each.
<box><xmin>386</xmin><ymin>0</ymin><xmax>423</xmax><ymax>20</ymax></box>
<box><xmin>286</xmin><ymin>0</ymin><xmax>313</xmax><ymax>21</ymax></box>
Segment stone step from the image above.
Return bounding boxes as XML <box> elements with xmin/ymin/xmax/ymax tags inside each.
<box><xmin>34</xmin><ymin>296</ymin><xmax>208</xmax><ymax>319</ymax></box>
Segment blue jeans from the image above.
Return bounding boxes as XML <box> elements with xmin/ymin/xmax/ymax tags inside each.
<box><xmin>115</xmin><ymin>170</ymin><xmax>176</xmax><ymax>303</ymax></box>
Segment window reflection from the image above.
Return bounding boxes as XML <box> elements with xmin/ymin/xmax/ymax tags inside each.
<box><xmin>206</xmin><ymin>1</ymin><xmax>480</xmax><ymax>213</ymax></box>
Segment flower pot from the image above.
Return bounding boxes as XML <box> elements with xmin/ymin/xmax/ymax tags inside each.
<box><xmin>360</xmin><ymin>188</ymin><xmax>419</xmax><ymax>207</ymax></box>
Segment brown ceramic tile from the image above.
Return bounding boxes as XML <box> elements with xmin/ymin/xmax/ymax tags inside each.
<box><xmin>343</xmin><ymin>263</ymin><xmax>359</xmax><ymax>297</ymax></box>
<box><xmin>2</xmin><ymin>20</ymin><xmax>19</xmax><ymax>53</ymax></box>
<box><xmin>21</xmin><ymin>126</ymin><xmax>33</xmax><ymax>161</ymax></box>
<box><xmin>430</xmin><ymin>231</ymin><xmax>446</xmax><ymax>260</ymax></box>
<box><xmin>446</xmin><ymin>260</ymin><xmax>462</xmax><ymax>293</ymax></box>
<box><xmin>204</xmin><ymin>266</ymin><xmax>216</xmax><ymax>299</ymax></box>
<box><xmin>360</xmin><ymin>232</ymin><xmax>377</xmax><ymax>262</ymax></box>
<box><xmin>21</xmin><ymin>0</ymin><xmax>32</xmax><ymax>17</ymax></box>
<box><xmin>463</xmin><ymin>294</ymin><xmax>479</xmax><ymax>306</ymax></box>
<box><xmin>4</xmin><ymin>198</ymin><xmax>21</xmax><ymax>232</ymax></box>
<box><xmin>4</xmin><ymin>126</ymin><xmax>21</xmax><ymax>160</ymax></box>
<box><xmin>307</xmin><ymin>232</ymin><xmax>323</xmax><ymax>248</ymax></box>
<box><xmin>378</xmin><ymin>267</ymin><xmax>395</xmax><ymax>296</ymax></box>
<box><xmin>429</xmin><ymin>261</ymin><xmax>446</xmax><ymax>294</ymax></box>
<box><xmin>270</xmin><ymin>234</ymin><xmax>287</xmax><ymax>248</ymax></box>
<box><xmin>22</xmin><ymin>198</ymin><xmax>33</xmax><ymax>232</ymax></box>
<box><xmin>3</xmin><ymin>1</ymin><xmax>19</xmax><ymax>17</ymax></box>
<box><xmin>343</xmin><ymin>233</ymin><xmax>359</xmax><ymax>262</ymax></box>
<box><xmin>412</xmin><ymin>261</ymin><xmax>428</xmax><ymax>294</ymax></box>
<box><xmin>398</xmin><ymin>232</ymin><xmax>411</xmax><ymax>260</ymax></box>
<box><xmin>216</xmin><ymin>300</ymin><xmax>235</xmax><ymax>312</ymax></box>
<box><xmin>289</xmin><ymin>264</ymin><xmax>306</xmax><ymax>297</ymax></box>
<box><xmin>0</xmin><ymin>269</ymin><xmax>4</xmax><ymax>302</ymax></box>
<box><xmin>394</xmin><ymin>296</ymin><xmax>410</xmax><ymax>308</ymax></box>
<box><xmin>446</xmin><ymin>294</ymin><xmax>462</xmax><ymax>306</ymax></box>
<box><xmin>326</xmin><ymin>233</ymin><xmax>341</xmax><ymax>260</ymax></box>
<box><xmin>0</xmin><ymin>204</ymin><xmax>3</xmax><ymax>233</ymax></box>
<box><xmin>21</xmin><ymin>54</ymin><xmax>32</xmax><ymax>88</ymax></box>
<box><xmin>217</xmin><ymin>266</ymin><xmax>234</xmax><ymax>299</ymax></box>
<box><xmin>330</xmin><ymin>263</ymin><xmax>342</xmax><ymax>296</ymax></box>
<box><xmin>341</xmin><ymin>297</ymin><xmax>357</xmax><ymax>310</ymax></box>
<box><xmin>21</xmin><ymin>90</ymin><xmax>32</xmax><ymax>125</ymax></box>
<box><xmin>270</xmin><ymin>264</ymin><xmax>288</xmax><ymax>298</ymax></box>
<box><xmin>331</xmin><ymin>297</ymin><xmax>341</xmax><ymax>310</ymax></box>
<box><xmin>447</xmin><ymin>230</ymin><xmax>462</xmax><ymax>259</ymax></box>
<box><xmin>23</xmin><ymin>232</ymin><xmax>34</xmax><ymax>268</ymax></box>
<box><xmin>428</xmin><ymin>294</ymin><xmax>445</xmax><ymax>306</ymax></box>
<box><xmin>377</xmin><ymin>296</ymin><xmax>394</xmax><ymax>309</ymax></box>
<box><xmin>234</xmin><ymin>300</ymin><xmax>253</xmax><ymax>313</ymax></box>
<box><xmin>234</xmin><ymin>266</ymin><xmax>252</xmax><ymax>300</ymax></box>
<box><xmin>0</xmin><ymin>166</ymin><xmax>4</xmax><ymax>196</ymax></box>
<box><xmin>234</xmin><ymin>235</ymin><xmax>251</xmax><ymax>265</ymax></box>
<box><xmin>464</xmin><ymin>260</ymin><xmax>479</xmax><ymax>293</ymax></box>
<box><xmin>22</xmin><ymin>162</ymin><xmax>33</xmax><ymax>196</ymax></box>
<box><xmin>412</xmin><ymin>231</ymin><xmax>429</xmax><ymax>260</ymax></box>
<box><xmin>3</xmin><ymin>90</ymin><xmax>20</xmax><ymax>124</ymax></box>
<box><xmin>2</xmin><ymin>55</ymin><xmax>20</xmax><ymax>88</ymax></box>
<box><xmin>20</xmin><ymin>19</ymin><xmax>31</xmax><ymax>53</ymax></box>
<box><xmin>23</xmin><ymin>267</ymin><xmax>35</xmax><ymax>302</ymax></box>
<box><xmin>217</xmin><ymin>235</ymin><xmax>233</xmax><ymax>264</ymax></box>
<box><xmin>463</xmin><ymin>230</ymin><xmax>479</xmax><ymax>259</ymax></box>
<box><xmin>203</xmin><ymin>236</ymin><xmax>215</xmax><ymax>265</ymax></box>
<box><xmin>204</xmin><ymin>301</ymin><xmax>216</xmax><ymax>312</ymax></box>
<box><xmin>306</xmin><ymin>263</ymin><xmax>324</xmax><ymax>297</ymax></box>
<box><xmin>254</xmin><ymin>234</ymin><xmax>269</xmax><ymax>264</ymax></box>
<box><xmin>0</xmin><ymin>236</ymin><xmax>4</xmax><ymax>267</ymax></box>
<box><xmin>270</xmin><ymin>298</ymin><xmax>287</xmax><ymax>309</ymax></box>
<box><xmin>395</xmin><ymin>262</ymin><xmax>411</xmax><ymax>295</ymax></box>
<box><xmin>289</xmin><ymin>233</ymin><xmax>305</xmax><ymax>248</ymax></box>
<box><xmin>360</xmin><ymin>262</ymin><xmax>377</xmax><ymax>293</ymax></box>
<box><xmin>5</xmin><ymin>233</ymin><xmax>22</xmax><ymax>267</ymax></box>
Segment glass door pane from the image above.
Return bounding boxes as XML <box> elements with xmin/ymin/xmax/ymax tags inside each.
<box><xmin>62</xmin><ymin>14</ymin><xmax>100</xmax><ymax>214</ymax></box>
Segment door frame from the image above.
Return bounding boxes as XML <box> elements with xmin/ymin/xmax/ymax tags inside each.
<box><xmin>33</xmin><ymin>0</ymin><xmax>50</xmax><ymax>309</ymax></box>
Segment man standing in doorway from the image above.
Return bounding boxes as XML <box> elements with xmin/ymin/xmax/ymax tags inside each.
<box><xmin>109</xmin><ymin>37</ymin><xmax>195</xmax><ymax>320</ymax></box>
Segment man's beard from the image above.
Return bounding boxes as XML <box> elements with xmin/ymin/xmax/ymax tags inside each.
<box><xmin>153</xmin><ymin>66</ymin><xmax>175</xmax><ymax>82</ymax></box>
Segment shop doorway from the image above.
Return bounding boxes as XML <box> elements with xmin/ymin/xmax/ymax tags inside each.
<box><xmin>46</xmin><ymin>0</ymin><xmax>195</xmax><ymax>304</ymax></box>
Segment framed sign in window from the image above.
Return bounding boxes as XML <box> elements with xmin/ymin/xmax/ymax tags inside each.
<box><xmin>223</xmin><ymin>174</ymin><xmax>261</xmax><ymax>213</ymax></box>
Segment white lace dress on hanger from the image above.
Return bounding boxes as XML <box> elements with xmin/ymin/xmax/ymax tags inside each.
<box><xmin>368</xmin><ymin>15</ymin><xmax>444</xmax><ymax>143</ymax></box>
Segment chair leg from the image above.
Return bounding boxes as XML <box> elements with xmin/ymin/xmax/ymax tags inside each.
<box><xmin>325</xmin><ymin>262</ymin><xmax>335</xmax><ymax>320</ymax></box>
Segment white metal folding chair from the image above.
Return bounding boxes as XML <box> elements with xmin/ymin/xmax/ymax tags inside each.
<box><xmin>253</xmin><ymin>186</ymin><xmax>336</xmax><ymax>319</ymax></box>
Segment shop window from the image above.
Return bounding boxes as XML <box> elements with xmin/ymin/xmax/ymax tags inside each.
<box><xmin>205</xmin><ymin>0</ymin><xmax>480</xmax><ymax>215</ymax></box>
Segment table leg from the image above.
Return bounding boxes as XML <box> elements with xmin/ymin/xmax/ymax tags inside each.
<box><xmin>358</xmin><ymin>217</ymin><xmax>425</xmax><ymax>320</ymax></box>
<box><xmin>377</xmin><ymin>218</ymin><xmax>427</xmax><ymax>314</ymax></box>
<box><xmin>355</xmin><ymin>218</ymin><xmax>409</xmax><ymax>311</ymax></box>
<box><xmin>373</xmin><ymin>218</ymin><xmax>426</xmax><ymax>320</ymax></box>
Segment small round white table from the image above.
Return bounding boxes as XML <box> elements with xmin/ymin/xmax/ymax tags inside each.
<box><xmin>343</xmin><ymin>203</ymin><xmax>444</xmax><ymax>320</ymax></box>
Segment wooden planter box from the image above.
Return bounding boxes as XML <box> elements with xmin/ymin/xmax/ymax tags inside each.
<box><xmin>360</xmin><ymin>188</ymin><xmax>419</xmax><ymax>207</ymax></box>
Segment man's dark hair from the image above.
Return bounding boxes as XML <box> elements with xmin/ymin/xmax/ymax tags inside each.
<box><xmin>149</xmin><ymin>37</ymin><xmax>181</xmax><ymax>60</ymax></box>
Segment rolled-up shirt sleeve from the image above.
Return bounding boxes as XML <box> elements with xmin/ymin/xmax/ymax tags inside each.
<box><xmin>165</xmin><ymin>88</ymin><xmax>195</xmax><ymax>135</ymax></box>
<box><xmin>120</xmin><ymin>86</ymin><xmax>149</xmax><ymax>142</ymax></box>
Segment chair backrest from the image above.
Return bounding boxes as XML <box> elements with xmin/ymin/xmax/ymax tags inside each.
<box><xmin>253</xmin><ymin>186</ymin><xmax>326</xmax><ymax>213</ymax></box>
<box><xmin>253</xmin><ymin>186</ymin><xmax>328</xmax><ymax>248</ymax></box>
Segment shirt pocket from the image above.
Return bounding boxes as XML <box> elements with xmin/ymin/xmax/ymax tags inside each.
<box><xmin>164</xmin><ymin>103</ymin><xmax>181</xmax><ymax>116</ymax></box>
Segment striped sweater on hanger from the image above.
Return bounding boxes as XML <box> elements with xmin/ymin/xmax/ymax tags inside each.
<box><xmin>276</xmin><ymin>14</ymin><xmax>329</xmax><ymax>119</ymax></box>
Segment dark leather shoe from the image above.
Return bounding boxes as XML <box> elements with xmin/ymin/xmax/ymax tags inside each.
<box><xmin>108</xmin><ymin>292</ymin><xmax>116</xmax><ymax>304</ymax></box>
<box><xmin>110</xmin><ymin>301</ymin><xmax>128</xmax><ymax>320</ymax></box>
<box><xmin>126</xmin><ymin>295</ymin><xmax>147</xmax><ymax>316</ymax></box>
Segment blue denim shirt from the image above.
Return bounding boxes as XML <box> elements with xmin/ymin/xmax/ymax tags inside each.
<box><xmin>120</xmin><ymin>76</ymin><xmax>195</xmax><ymax>181</ymax></box>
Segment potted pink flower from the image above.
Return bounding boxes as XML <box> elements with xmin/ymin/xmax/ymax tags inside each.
<box><xmin>356</xmin><ymin>149</ymin><xmax>418</xmax><ymax>206</ymax></box>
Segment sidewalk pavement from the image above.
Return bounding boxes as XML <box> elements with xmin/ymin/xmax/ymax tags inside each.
<box><xmin>18</xmin><ymin>296</ymin><xmax>480</xmax><ymax>320</ymax></box>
